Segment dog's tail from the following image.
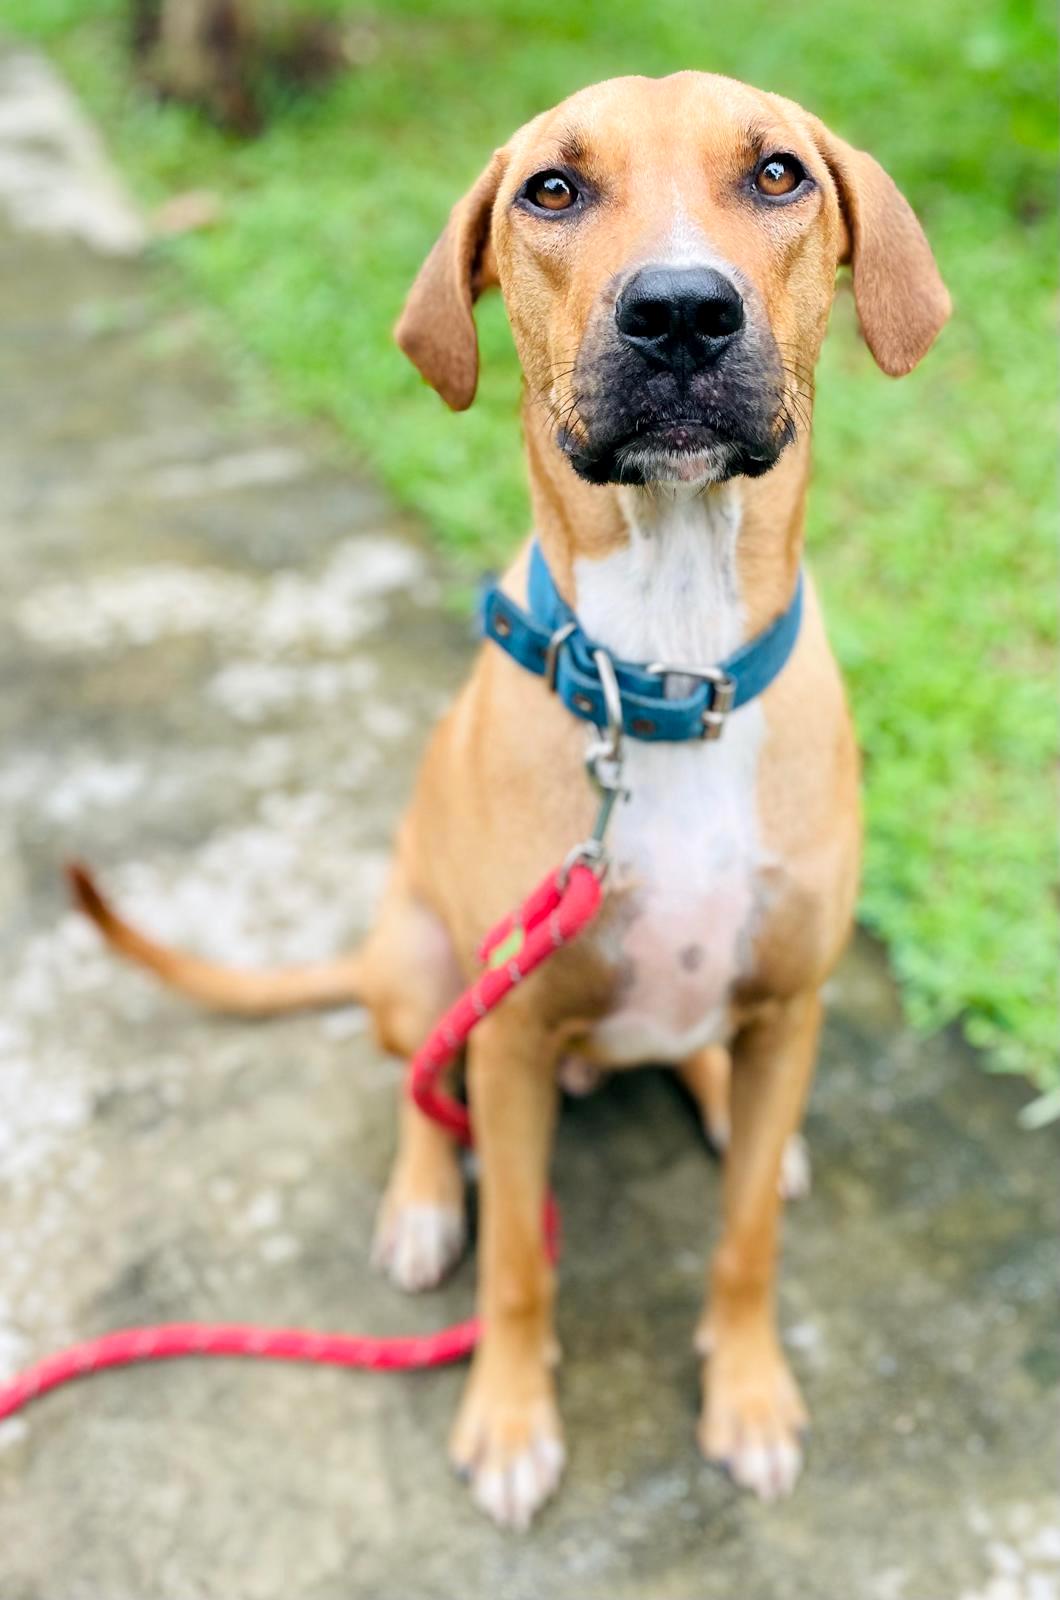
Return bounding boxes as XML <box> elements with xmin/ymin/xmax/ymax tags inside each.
<box><xmin>66</xmin><ymin>861</ymin><xmax>364</xmax><ymax>1017</ymax></box>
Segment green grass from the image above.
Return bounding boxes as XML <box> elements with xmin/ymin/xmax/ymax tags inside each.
<box><xmin>9</xmin><ymin>0</ymin><xmax>1057</xmax><ymax>1091</ymax></box>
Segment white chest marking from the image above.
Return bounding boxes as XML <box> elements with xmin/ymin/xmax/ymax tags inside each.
<box><xmin>573</xmin><ymin>485</ymin><xmax>769</xmax><ymax>1065</ymax></box>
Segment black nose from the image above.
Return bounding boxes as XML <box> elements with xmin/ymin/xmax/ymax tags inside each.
<box><xmin>615</xmin><ymin>266</ymin><xmax>745</xmax><ymax>371</ymax></box>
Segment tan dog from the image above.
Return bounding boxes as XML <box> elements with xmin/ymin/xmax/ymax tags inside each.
<box><xmin>73</xmin><ymin>73</ymin><xmax>949</xmax><ymax>1528</ymax></box>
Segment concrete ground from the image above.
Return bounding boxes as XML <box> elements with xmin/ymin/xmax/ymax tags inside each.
<box><xmin>0</xmin><ymin>44</ymin><xmax>1056</xmax><ymax>1600</ymax></box>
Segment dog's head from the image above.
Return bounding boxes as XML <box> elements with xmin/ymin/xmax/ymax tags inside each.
<box><xmin>396</xmin><ymin>73</ymin><xmax>949</xmax><ymax>489</ymax></box>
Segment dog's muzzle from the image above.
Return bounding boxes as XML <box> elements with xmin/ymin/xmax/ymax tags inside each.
<box><xmin>557</xmin><ymin>265</ymin><xmax>793</xmax><ymax>487</ymax></box>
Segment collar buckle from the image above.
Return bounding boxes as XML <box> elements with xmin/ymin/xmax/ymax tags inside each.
<box><xmin>646</xmin><ymin>662</ymin><xmax>737</xmax><ymax>742</ymax></box>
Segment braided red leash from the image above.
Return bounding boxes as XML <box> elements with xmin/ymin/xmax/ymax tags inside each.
<box><xmin>0</xmin><ymin>862</ymin><xmax>602</xmax><ymax>1424</ymax></box>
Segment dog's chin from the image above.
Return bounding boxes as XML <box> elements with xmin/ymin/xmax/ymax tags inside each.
<box><xmin>561</xmin><ymin>421</ymin><xmax>784</xmax><ymax>489</ymax></box>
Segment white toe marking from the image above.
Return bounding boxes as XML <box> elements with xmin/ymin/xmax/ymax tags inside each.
<box><xmin>774</xmin><ymin>1437</ymin><xmax>802</xmax><ymax>1496</ymax></box>
<box><xmin>731</xmin><ymin>1434</ymin><xmax>803</xmax><ymax>1501</ymax></box>
<box><xmin>534</xmin><ymin>1432</ymin><xmax>566</xmax><ymax>1485</ymax></box>
<box><xmin>734</xmin><ymin>1442</ymin><xmax>767</xmax><ymax>1498</ymax></box>
<box><xmin>779</xmin><ymin>1133</ymin><xmax>812</xmax><ymax>1201</ymax></box>
<box><xmin>510</xmin><ymin>1452</ymin><xmax>540</xmax><ymax>1529</ymax></box>
<box><xmin>557</xmin><ymin>1055</ymin><xmax>603</xmax><ymax>1097</ymax></box>
<box><xmin>473</xmin><ymin>1467</ymin><xmax>506</xmax><ymax>1526</ymax></box>
<box><xmin>472</xmin><ymin>1434</ymin><xmax>566</xmax><ymax>1529</ymax></box>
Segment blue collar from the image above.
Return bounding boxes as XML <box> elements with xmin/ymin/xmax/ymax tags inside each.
<box><xmin>481</xmin><ymin>542</ymin><xmax>803</xmax><ymax>743</ymax></box>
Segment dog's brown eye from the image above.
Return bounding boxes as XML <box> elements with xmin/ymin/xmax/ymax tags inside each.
<box><xmin>754</xmin><ymin>154</ymin><xmax>807</xmax><ymax>199</ymax></box>
<box><xmin>524</xmin><ymin>171</ymin><xmax>578</xmax><ymax>212</ymax></box>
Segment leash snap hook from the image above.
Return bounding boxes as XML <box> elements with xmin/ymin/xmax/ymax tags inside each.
<box><xmin>563</xmin><ymin>648</ymin><xmax>629</xmax><ymax>886</ymax></box>
<box><xmin>561</xmin><ymin>752</ymin><xmax>625</xmax><ymax>883</ymax></box>
<box><xmin>561</xmin><ymin>770</ymin><xmax>625</xmax><ymax>884</ymax></box>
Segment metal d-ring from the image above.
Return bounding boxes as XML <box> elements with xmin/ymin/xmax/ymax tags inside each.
<box><xmin>591</xmin><ymin>647</ymin><xmax>624</xmax><ymax>762</ymax></box>
<box><xmin>544</xmin><ymin>621</ymin><xmax>577</xmax><ymax>692</ymax></box>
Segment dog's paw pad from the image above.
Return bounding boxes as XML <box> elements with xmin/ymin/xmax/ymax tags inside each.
<box><xmin>779</xmin><ymin>1132</ymin><xmax>812</xmax><ymax>1201</ymax></box>
<box><xmin>371</xmin><ymin>1201</ymin><xmax>465</xmax><ymax>1293</ymax></box>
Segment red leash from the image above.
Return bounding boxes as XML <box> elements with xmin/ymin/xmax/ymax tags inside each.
<box><xmin>0</xmin><ymin>862</ymin><xmax>603</xmax><ymax>1424</ymax></box>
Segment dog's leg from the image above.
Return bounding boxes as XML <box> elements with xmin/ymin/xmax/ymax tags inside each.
<box><xmin>676</xmin><ymin>1044</ymin><xmax>732</xmax><ymax>1149</ymax></box>
<box><xmin>372</xmin><ymin>1074</ymin><xmax>466</xmax><ymax>1293</ymax></box>
<box><xmin>696</xmin><ymin>990</ymin><xmax>820</xmax><ymax>1500</ymax></box>
<box><xmin>367</xmin><ymin>881</ymin><xmax>467</xmax><ymax>1294</ymax></box>
<box><xmin>678</xmin><ymin>1043</ymin><xmax>812</xmax><ymax>1201</ymax></box>
<box><xmin>449</xmin><ymin>1004</ymin><xmax>564</xmax><ymax>1529</ymax></box>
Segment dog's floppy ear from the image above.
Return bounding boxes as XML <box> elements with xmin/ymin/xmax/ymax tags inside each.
<box><xmin>395</xmin><ymin>151</ymin><xmax>507</xmax><ymax>410</ymax></box>
<box><xmin>812</xmin><ymin>124</ymin><xmax>951</xmax><ymax>376</ymax></box>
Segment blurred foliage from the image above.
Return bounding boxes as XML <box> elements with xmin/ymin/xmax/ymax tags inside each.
<box><xmin>7</xmin><ymin>0</ymin><xmax>1057</xmax><ymax>1090</ymax></box>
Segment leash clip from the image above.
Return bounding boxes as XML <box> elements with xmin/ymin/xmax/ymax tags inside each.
<box><xmin>561</xmin><ymin>649</ymin><xmax>629</xmax><ymax>886</ymax></box>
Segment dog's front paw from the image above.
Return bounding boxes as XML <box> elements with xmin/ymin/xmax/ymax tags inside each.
<box><xmin>698</xmin><ymin>1333</ymin><xmax>808</xmax><ymax>1502</ymax></box>
<box><xmin>371</xmin><ymin>1196</ymin><xmax>465</xmax><ymax>1293</ymax></box>
<box><xmin>449</xmin><ymin>1357</ymin><xmax>566</xmax><ymax>1529</ymax></box>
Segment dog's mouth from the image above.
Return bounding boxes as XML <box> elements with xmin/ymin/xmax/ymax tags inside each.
<box><xmin>559</xmin><ymin>413</ymin><xmax>789</xmax><ymax>487</ymax></box>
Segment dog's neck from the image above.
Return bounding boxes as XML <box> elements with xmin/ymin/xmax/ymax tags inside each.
<box><xmin>522</xmin><ymin>400</ymin><xmax>809</xmax><ymax>646</ymax></box>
